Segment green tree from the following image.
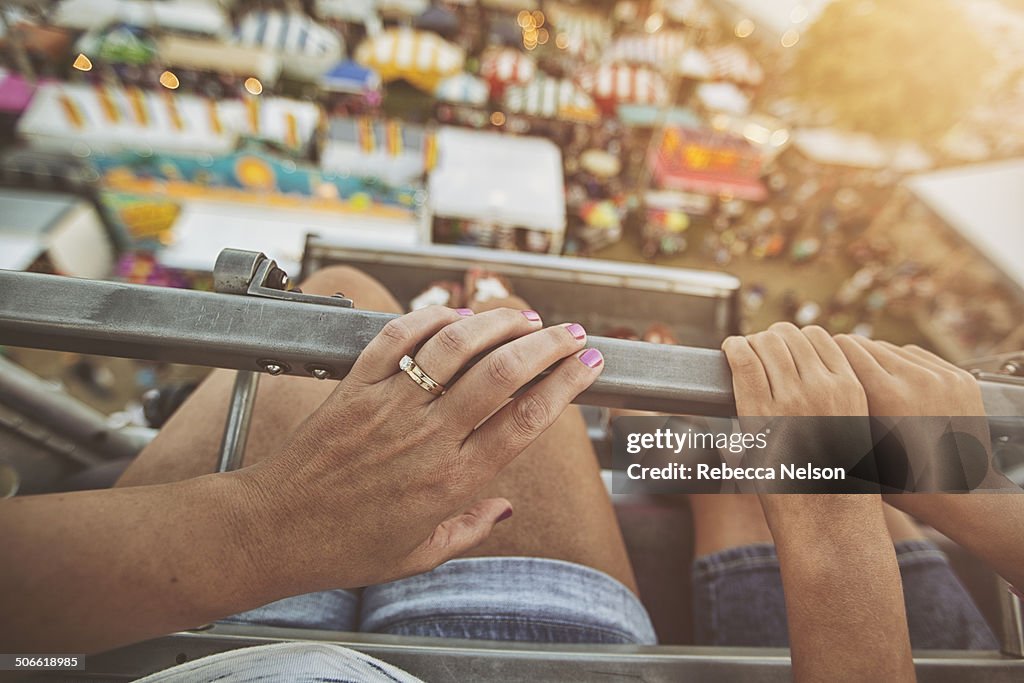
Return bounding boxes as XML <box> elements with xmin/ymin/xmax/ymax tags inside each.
<box><xmin>789</xmin><ymin>0</ymin><xmax>995</xmax><ymax>143</ymax></box>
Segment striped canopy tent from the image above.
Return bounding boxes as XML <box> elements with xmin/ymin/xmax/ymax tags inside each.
<box><xmin>544</xmin><ymin>2</ymin><xmax>611</xmax><ymax>59</ymax></box>
<box><xmin>319</xmin><ymin>60</ymin><xmax>381</xmax><ymax>94</ymax></box>
<box><xmin>705</xmin><ymin>44</ymin><xmax>764</xmax><ymax>86</ymax></box>
<box><xmin>676</xmin><ymin>48</ymin><xmax>713</xmax><ymax>79</ymax></box>
<box><xmin>479</xmin><ymin>47</ymin><xmax>537</xmax><ymax>93</ymax></box>
<box><xmin>604</xmin><ymin>30</ymin><xmax>688</xmax><ymax>68</ymax></box>
<box><xmin>235</xmin><ymin>11</ymin><xmax>343</xmax><ymax>81</ymax></box>
<box><xmin>576</xmin><ymin>63</ymin><xmax>669</xmax><ymax>114</ymax></box>
<box><xmin>504</xmin><ymin>76</ymin><xmax>599</xmax><ymax>123</ymax></box>
<box><xmin>434</xmin><ymin>72</ymin><xmax>489</xmax><ymax>106</ymax></box>
<box><xmin>355</xmin><ymin>29</ymin><xmax>465</xmax><ymax>93</ymax></box>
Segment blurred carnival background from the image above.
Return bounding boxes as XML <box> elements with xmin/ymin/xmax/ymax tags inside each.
<box><xmin>0</xmin><ymin>0</ymin><xmax>1022</xmax><ymax>422</ymax></box>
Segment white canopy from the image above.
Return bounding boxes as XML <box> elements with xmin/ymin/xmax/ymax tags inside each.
<box><xmin>428</xmin><ymin>127</ymin><xmax>565</xmax><ymax>233</ymax></box>
<box><xmin>906</xmin><ymin>159</ymin><xmax>1024</xmax><ymax>292</ymax></box>
<box><xmin>17</xmin><ymin>83</ymin><xmax>321</xmax><ymax>155</ymax></box>
<box><xmin>53</xmin><ymin>0</ymin><xmax>228</xmax><ymax>35</ymax></box>
<box><xmin>695</xmin><ymin>81</ymin><xmax>750</xmax><ymax>115</ymax></box>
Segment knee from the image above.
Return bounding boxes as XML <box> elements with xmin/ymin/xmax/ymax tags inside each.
<box><xmin>300</xmin><ymin>265</ymin><xmax>376</xmax><ymax>297</ymax></box>
<box><xmin>300</xmin><ymin>265</ymin><xmax>402</xmax><ymax>314</ymax></box>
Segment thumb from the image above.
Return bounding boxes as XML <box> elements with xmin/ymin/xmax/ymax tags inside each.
<box><xmin>406</xmin><ymin>498</ymin><xmax>513</xmax><ymax>573</ymax></box>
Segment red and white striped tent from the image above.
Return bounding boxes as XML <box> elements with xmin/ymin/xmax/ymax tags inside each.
<box><xmin>604</xmin><ymin>30</ymin><xmax>688</xmax><ymax>68</ymax></box>
<box><xmin>504</xmin><ymin>76</ymin><xmax>599</xmax><ymax>123</ymax></box>
<box><xmin>576</xmin><ymin>63</ymin><xmax>669</xmax><ymax>113</ymax></box>
<box><xmin>479</xmin><ymin>47</ymin><xmax>537</xmax><ymax>94</ymax></box>
<box><xmin>705</xmin><ymin>44</ymin><xmax>764</xmax><ymax>86</ymax></box>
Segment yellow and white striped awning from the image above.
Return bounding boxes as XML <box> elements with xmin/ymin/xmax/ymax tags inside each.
<box><xmin>504</xmin><ymin>77</ymin><xmax>599</xmax><ymax>123</ymax></box>
<box><xmin>355</xmin><ymin>29</ymin><xmax>465</xmax><ymax>93</ymax></box>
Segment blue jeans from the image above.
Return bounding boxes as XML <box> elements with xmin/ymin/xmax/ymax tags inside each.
<box><xmin>224</xmin><ymin>556</ymin><xmax>657</xmax><ymax>645</ymax></box>
<box><xmin>692</xmin><ymin>539</ymin><xmax>998</xmax><ymax>649</ymax></box>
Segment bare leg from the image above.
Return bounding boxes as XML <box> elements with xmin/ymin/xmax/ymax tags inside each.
<box><xmin>456</xmin><ymin>294</ymin><xmax>638</xmax><ymax>593</ymax></box>
<box><xmin>117</xmin><ymin>272</ymin><xmax>638</xmax><ymax>593</ymax></box>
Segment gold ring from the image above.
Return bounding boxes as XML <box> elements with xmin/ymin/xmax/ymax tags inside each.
<box><xmin>399</xmin><ymin>355</ymin><xmax>446</xmax><ymax>396</ymax></box>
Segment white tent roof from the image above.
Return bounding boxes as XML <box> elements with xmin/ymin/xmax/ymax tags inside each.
<box><xmin>17</xmin><ymin>83</ymin><xmax>321</xmax><ymax>155</ymax></box>
<box><xmin>159</xmin><ymin>200</ymin><xmax>421</xmax><ymax>273</ymax></box>
<box><xmin>906</xmin><ymin>158</ymin><xmax>1024</xmax><ymax>292</ymax></box>
<box><xmin>53</xmin><ymin>0</ymin><xmax>228</xmax><ymax>35</ymax></box>
<box><xmin>428</xmin><ymin>127</ymin><xmax>565</xmax><ymax>233</ymax></box>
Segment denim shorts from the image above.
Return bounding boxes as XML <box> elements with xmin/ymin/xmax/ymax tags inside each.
<box><xmin>223</xmin><ymin>556</ymin><xmax>656</xmax><ymax>645</ymax></box>
<box><xmin>142</xmin><ymin>557</ymin><xmax>653</xmax><ymax>682</ymax></box>
<box><xmin>692</xmin><ymin>539</ymin><xmax>998</xmax><ymax>650</ymax></box>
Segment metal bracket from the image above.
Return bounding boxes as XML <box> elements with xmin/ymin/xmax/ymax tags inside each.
<box><xmin>213</xmin><ymin>248</ymin><xmax>354</xmax><ymax>308</ymax></box>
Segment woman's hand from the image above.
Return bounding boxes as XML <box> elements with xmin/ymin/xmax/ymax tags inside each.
<box><xmin>721</xmin><ymin>324</ymin><xmax>915</xmax><ymax>683</ymax></box>
<box><xmin>722</xmin><ymin>323</ymin><xmax>873</xmax><ymax>493</ymax></box>
<box><xmin>834</xmin><ymin>335</ymin><xmax>1013</xmax><ymax>492</ymax></box>
<box><xmin>241</xmin><ymin>305</ymin><xmax>603</xmax><ymax>591</ymax></box>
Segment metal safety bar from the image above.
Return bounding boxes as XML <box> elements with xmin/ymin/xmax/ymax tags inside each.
<box><xmin>2</xmin><ymin>268</ymin><xmax>1024</xmax><ymax>418</ymax></box>
<box><xmin>74</xmin><ymin>625</ymin><xmax>1024</xmax><ymax>682</ymax></box>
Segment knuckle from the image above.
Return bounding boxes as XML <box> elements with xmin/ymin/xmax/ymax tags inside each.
<box><xmin>436</xmin><ymin>323</ymin><xmax>471</xmax><ymax>355</ymax></box>
<box><xmin>732</xmin><ymin>354</ymin><xmax>762</xmax><ymax>374</ymax></box>
<box><xmin>380</xmin><ymin>317</ymin><xmax>413</xmax><ymax>346</ymax></box>
<box><xmin>769</xmin><ymin>321</ymin><xmax>798</xmax><ymax>334</ymax></box>
<box><xmin>486</xmin><ymin>349</ymin><xmax>524</xmax><ymax>389</ymax></box>
<box><xmin>509</xmin><ymin>393</ymin><xmax>552</xmax><ymax>438</ymax></box>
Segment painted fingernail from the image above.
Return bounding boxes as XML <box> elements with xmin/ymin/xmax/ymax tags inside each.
<box><xmin>566</xmin><ymin>323</ymin><xmax>586</xmax><ymax>340</ymax></box>
<box><xmin>522</xmin><ymin>310</ymin><xmax>541</xmax><ymax>322</ymax></box>
<box><xmin>496</xmin><ymin>508</ymin><xmax>514</xmax><ymax>523</ymax></box>
<box><xmin>456</xmin><ymin>308</ymin><xmax>474</xmax><ymax>316</ymax></box>
<box><xmin>579</xmin><ymin>348</ymin><xmax>603</xmax><ymax>368</ymax></box>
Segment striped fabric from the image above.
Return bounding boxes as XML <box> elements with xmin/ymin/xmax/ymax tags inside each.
<box><xmin>434</xmin><ymin>73</ymin><xmax>490</xmax><ymax>105</ymax></box>
<box><xmin>605</xmin><ymin>30</ymin><xmax>688</xmax><ymax>67</ymax></box>
<box><xmin>576</xmin><ymin>63</ymin><xmax>669</xmax><ymax>108</ymax></box>
<box><xmin>355</xmin><ymin>29</ymin><xmax>465</xmax><ymax>92</ymax></box>
<box><xmin>705</xmin><ymin>44</ymin><xmax>764</xmax><ymax>86</ymax></box>
<box><xmin>235</xmin><ymin>11</ymin><xmax>342</xmax><ymax>58</ymax></box>
<box><xmin>504</xmin><ymin>77</ymin><xmax>598</xmax><ymax>122</ymax></box>
<box><xmin>479</xmin><ymin>48</ymin><xmax>537</xmax><ymax>86</ymax></box>
<box><xmin>545</xmin><ymin>3</ymin><xmax>612</xmax><ymax>57</ymax></box>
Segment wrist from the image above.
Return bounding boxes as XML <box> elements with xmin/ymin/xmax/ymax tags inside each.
<box><xmin>199</xmin><ymin>468</ymin><xmax>312</xmax><ymax>605</ymax></box>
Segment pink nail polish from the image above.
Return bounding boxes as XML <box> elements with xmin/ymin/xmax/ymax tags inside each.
<box><xmin>579</xmin><ymin>349</ymin><xmax>603</xmax><ymax>368</ymax></box>
<box><xmin>456</xmin><ymin>308</ymin><xmax>474</xmax><ymax>316</ymax></box>
<box><xmin>522</xmin><ymin>310</ymin><xmax>541</xmax><ymax>322</ymax></box>
<box><xmin>566</xmin><ymin>323</ymin><xmax>586</xmax><ymax>340</ymax></box>
<box><xmin>497</xmin><ymin>508</ymin><xmax>514</xmax><ymax>523</ymax></box>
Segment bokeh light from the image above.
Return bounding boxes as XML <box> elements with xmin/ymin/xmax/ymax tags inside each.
<box><xmin>72</xmin><ymin>53</ymin><xmax>93</xmax><ymax>72</ymax></box>
<box><xmin>244</xmin><ymin>78</ymin><xmax>263</xmax><ymax>95</ymax></box>
<box><xmin>734</xmin><ymin>18</ymin><xmax>755</xmax><ymax>38</ymax></box>
<box><xmin>158</xmin><ymin>71</ymin><xmax>180</xmax><ymax>89</ymax></box>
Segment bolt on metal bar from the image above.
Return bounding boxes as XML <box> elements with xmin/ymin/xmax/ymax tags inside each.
<box><xmin>215</xmin><ymin>370</ymin><xmax>259</xmax><ymax>473</ymax></box>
